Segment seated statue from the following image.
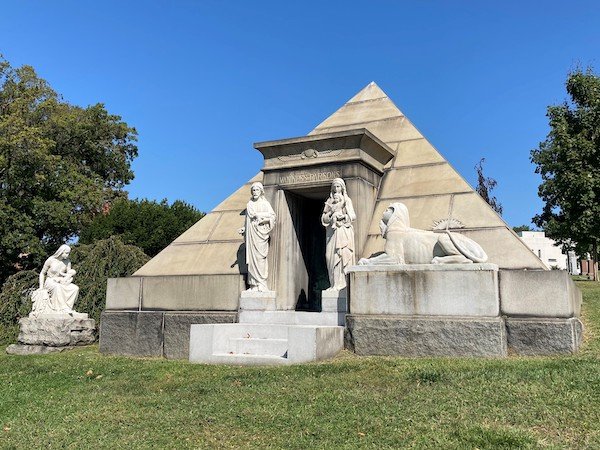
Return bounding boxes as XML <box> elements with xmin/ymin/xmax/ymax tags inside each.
<box><xmin>30</xmin><ymin>244</ymin><xmax>81</xmax><ymax>317</ymax></box>
<box><xmin>358</xmin><ymin>202</ymin><xmax>488</xmax><ymax>265</ymax></box>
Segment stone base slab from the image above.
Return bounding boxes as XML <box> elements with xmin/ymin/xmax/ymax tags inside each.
<box><xmin>346</xmin><ymin>315</ymin><xmax>507</xmax><ymax>357</ymax></box>
<box><xmin>238</xmin><ymin>310</ymin><xmax>345</xmax><ymax>326</ymax></box>
<box><xmin>499</xmin><ymin>270</ymin><xmax>582</xmax><ymax>318</ymax></box>
<box><xmin>163</xmin><ymin>312</ymin><xmax>241</xmax><ymax>359</ymax></box>
<box><xmin>99</xmin><ymin>310</ymin><xmax>238</xmax><ymax>358</ymax></box>
<box><xmin>347</xmin><ymin>264</ymin><xmax>499</xmax><ymax>316</ymax></box>
<box><xmin>189</xmin><ymin>323</ymin><xmax>344</xmax><ymax>365</ymax></box>
<box><xmin>506</xmin><ymin>317</ymin><xmax>583</xmax><ymax>355</ymax></box>
<box><xmin>18</xmin><ymin>317</ymin><xmax>96</xmax><ymax>347</ymax></box>
<box><xmin>239</xmin><ymin>291</ymin><xmax>277</xmax><ymax>311</ymax></box>
<box><xmin>321</xmin><ymin>289</ymin><xmax>347</xmax><ymax>313</ymax></box>
<box><xmin>6</xmin><ymin>344</ymin><xmax>75</xmax><ymax>355</ymax></box>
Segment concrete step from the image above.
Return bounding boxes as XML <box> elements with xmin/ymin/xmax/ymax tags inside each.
<box><xmin>230</xmin><ymin>337</ymin><xmax>288</xmax><ymax>356</ymax></box>
<box><xmin>210</xmin><ymin>353</ymin><xmax>289</xmax><ymax>366</ymax></box>
<box><xmin>189</xmin><ymin>323</ymin><xmax>344</xmax><ymax>365</ymax></box>
<box><xmin>238</xmin><ymin>310</ymin><xmax>345</xmax><ymax>326</ymax></box>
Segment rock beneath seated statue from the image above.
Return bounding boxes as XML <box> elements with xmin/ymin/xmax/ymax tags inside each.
<box><xmin>18</xmin><ymin>316</ymin><xmax>96</xmax><ymax>347</ymax></box>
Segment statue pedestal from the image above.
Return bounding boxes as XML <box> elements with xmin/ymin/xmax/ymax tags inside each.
<box><xmin>347</xmin><ymin>264</ymin><xmax>499</xmax><ymax>316</ymax></box>
<box><xmin>321</xmin><ymin>288</ymin><xmax>347</xmax><ymax>313</ymax></box>
<box><xmin>345</xmin><ymin>264</ymin><xmax>505</xmax><ymax>357</ymax></box>
<box><xmin>6</xmin><ymin>315</ymin><xmax>96</xmax><ymax>354</ymax></box>
<box><xmin>239</xmin><ymin>290</ymin><xmax>277</xmax><ymax>311</ymax></box>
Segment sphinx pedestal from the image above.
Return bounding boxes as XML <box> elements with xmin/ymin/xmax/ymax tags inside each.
<box><xmin>346</xmin><ymin>264</ymin><xmax>506</xmax><ymax>357</ymax></box>
<box><xmin>346</xmin><ymin>264</ymin><xmax>583</xmax><ymax>357</ymax></box>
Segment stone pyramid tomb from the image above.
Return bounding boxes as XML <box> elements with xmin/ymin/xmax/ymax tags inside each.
<box><xmin>100</xmin><ymin>82</ymin><xmax>582</xmax><ymax>361</ymax></box>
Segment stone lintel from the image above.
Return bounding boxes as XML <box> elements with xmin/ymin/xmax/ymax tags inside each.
<box><xmin>254</xmin><ymin>128</ymin><xmax>394</xmax><ymax>174</ymax></box>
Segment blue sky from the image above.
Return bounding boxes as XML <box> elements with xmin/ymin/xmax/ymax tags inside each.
<box><xmin>2</xmin><ymin>1</ymin><xmax>599</xmax><ymax>227</ymax></box>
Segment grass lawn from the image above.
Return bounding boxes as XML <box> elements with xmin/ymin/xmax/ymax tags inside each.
<box><xmin>1</xmin><ymin>281</ymin><xmax>599</xmax><ymax>449</ymax></box>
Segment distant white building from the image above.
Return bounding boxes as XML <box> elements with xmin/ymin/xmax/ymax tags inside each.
<box><xmin>517</xmin><ymin>231</ymin><xmax>579</xmax><ymax>274</ymax></box>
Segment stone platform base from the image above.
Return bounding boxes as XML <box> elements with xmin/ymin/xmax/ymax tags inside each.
<box><xmin>189</xmin><ymin>323</ymin><xmax>344</xmax><ymax>365</ymax></box>
<box><xmin>506</xmin><ymin>317</ymin><xmax>583</xmax><ymax>355</ymax></box>
<box><xmin>6</xmin><ymin>344</ymin><xmax>74</xmax><ymax>355</ymax></box>
<box><xmin>346</xmin><ymin>315</ymin><xmax>507</xmax><ymax>357</ymax></box>
<box><xmin>238</xmin><ymin>310</ymin><xmax>345</xmax><ymax>326</ymax></box>
<box><xmin>99</xmin><ymin>311</ymin><xmax>238</xmax><ymax>359</ymax></box>
<box><xmin>18</xmin><ymin>316</ymin><xmax>96</xmax><ymax>347</ymax></box>
<box><xmin>239</xmin><ymin>290</ymin><xmax>277</xmax><ymax>310</ymax></box>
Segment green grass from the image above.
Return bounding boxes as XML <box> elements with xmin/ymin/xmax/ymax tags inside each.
<box><xmin>1</xmin><ymin>281</ymin><xmax>600</xmax><ymax>449</ymax></box>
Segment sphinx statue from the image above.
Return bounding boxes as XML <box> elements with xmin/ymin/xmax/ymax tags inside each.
<box><xmin>358</xmin><ymin>202</ymin><xmax>488</xmax><ymax>265</ymax></box>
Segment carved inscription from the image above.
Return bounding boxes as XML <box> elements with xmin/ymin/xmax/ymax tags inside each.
<box><xmin>279</xmin><ymin>169</ymin><xmax>341</xmax><ymax>185</ymax></box>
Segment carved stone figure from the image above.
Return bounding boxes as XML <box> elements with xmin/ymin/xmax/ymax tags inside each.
<box><xmin>321</xmin><ymin>178</ymin><xmax>356</xmax><ymax>290</ymax></box>
<box><xmin>31</xmin><ymin>244</ymin><xmax>81</xmax><ymax>317</ymax></box>
<box><xmin>238</xmin><ymin>182</ymin><xmax>276</xmax><ymax>291</ymax></box>
<box><xmin>358</xmin><ymin>202</ymin><xmax>488</xmax><ymax>265</ymax></box>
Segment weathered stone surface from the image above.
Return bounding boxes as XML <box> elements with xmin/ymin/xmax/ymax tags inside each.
<box><xmin>499</xmin><ymin>270</ymin><xmax>582</xmax><ymax>318</ymax></box>
<box><xmin>348</xmin><ymin>264</ymin><xmax>499</xmax><ymax>317</ymax></box>
<box><xmin>321</xmin><ymin>289</ymin><xmax>347</xmax><ymax>312</ymax></box>
<box><xmin>163</xmin><ymin>312</ymin><xmax>237</xmax><ymax>359</ymax></box>
<box><xmin>506</xmin><ymin>317</ymin><xmax>583</xmax><ymax>355</ymax></box>
<box><xmin>346</xmin><ymin>315</ymin><xmax>507</xmax><ymax>357</ymax></box>
<box><xmin>141</xmin><ymin>274</ymin><xmax>242</xmax><ymax>311</ymax></box>
<box><xmin>189</xmin><ymin>323</ymin><xmax>344</xmax><ymax>365</ymax></box>
<box><xmin>106</xmin><ymin>277</ymin><xmax>141</xmax><ymax>310</ymax></box>
<box><xmin>18</xmin><ymin>317</ymin><xmax>96</xmax><ymax>346</ymax></box>
<box><xmin>6</xmin><ymin>344</ymin><xmax>74</xmax><ymax>355</ymax></box>
<box><xmin>99</xmin><ymin>311</ymin><xmax>163</xmax><ymax>357</ymax></box>
<box><xmin>239</xmin><ymin>291</ymin><xmax>277</xmax><ymax>311</ymax></box>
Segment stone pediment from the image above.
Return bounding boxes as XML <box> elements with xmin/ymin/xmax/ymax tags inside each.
<box><xmin>254</xmin><ymin>128</ymin><xmax>395</xmax><ymax>174</ymax></box>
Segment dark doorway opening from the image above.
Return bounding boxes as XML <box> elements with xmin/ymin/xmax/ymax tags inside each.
<box><xmin>285</xmin><ymin>189</ymin><xmax>329</xmax><ymax>311</ymax></box>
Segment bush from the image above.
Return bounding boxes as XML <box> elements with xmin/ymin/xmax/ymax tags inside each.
<box><xmin>0</xmin><ymin>236</ymin><xmax>149</xmax><ymax>344</ymax></box>
<box><xmin>0</xmin><ymin>270</ymin><xmax>38</xmax><ymax>343</ymax></box>
<box><xmin>0</xmin><ymin>270</ymin><xmax>38</xmax><ymax>325</ymax></box>
<box><xmin>71</xmin><ymin>236</ymin><xmax>150</xmax><ymax>323</ymax></box>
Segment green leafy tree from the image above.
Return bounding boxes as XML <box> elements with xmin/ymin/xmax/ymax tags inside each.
<box><xmin>513</xmin><ymin>225</ymin><xmax>534</xmax><ymax>234</ymax></box>
<box><xmin>475</xmin><ymin>158</ymin><xmax>503</xmax><ymax>216</ymax></box>
<box><xmin>531</xmin><ymin>68</ymin><xmax>600</xmax><ymax>280</ymax></box>
<box><xmin>0</xmin><ymin>57</ymin><xmax>138</xmax><ymax>282</ymax></box>
<box><xmin>79</xmin><ymin>198</ymin><xmax>204</xmax><ymax>256</ymax></box>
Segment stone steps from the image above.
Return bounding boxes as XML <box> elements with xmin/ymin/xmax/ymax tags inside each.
<box><xmin>230</xmin><ymin>337</ymin><xmax>288</xmax><ymax>356</ymax></box>
<box><xmin>211</xmin><ymin>353</ymin><xmax>288</xmax><ymax>365</ymax></box>
<box><xmin>238</xmin><ymin>310</ymin><xmax>345</xmax><ymax>326</ymax></box>
<box><xmin>189</xmin><ymin>323</ymin><xmax>343</xmax><ymax>365</ymax></box>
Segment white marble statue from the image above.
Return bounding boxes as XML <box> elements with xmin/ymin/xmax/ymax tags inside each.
<box><xmin>358</xmin><ymin>202</ymin><xmax>488</xmax><ymax>265</ymax></box>
<box><xmin>30</xmin><ymin>244</ymin><xmax>81</xmax><ymax>317</ymax></box>
<box><xmin>321</xmin><ymin>178</ymin><xmax>356</xmax><ymax>290</ymax></box>
<box><xmin>238</xmin><ymin>182</ymin><xmax>276</xmax><ymax>292</ymax></box>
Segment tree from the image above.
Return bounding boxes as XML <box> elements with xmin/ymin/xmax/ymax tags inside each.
<box><xmin>531</xmin><ymin>68</ymin><xmax>600</xmax><ymax>280</ymax></box>
<box><xmin>475</xmin><ymin>158</ymin><xmax>503</xmax><ymax>215</ymax></box>
<box><xmin>513</xmin><ymin>225</ymin><xmax>533</xmax><ymax>234</ymax></box>
<box><xmin>79</xmin><ymin>198</ymin><xmax>205</xmax><ymax>256</ymax></box>
<box><xmin>0</xmin><ymin>57</ymin><xmax>138</xmax><ymax>283</ymax></box>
